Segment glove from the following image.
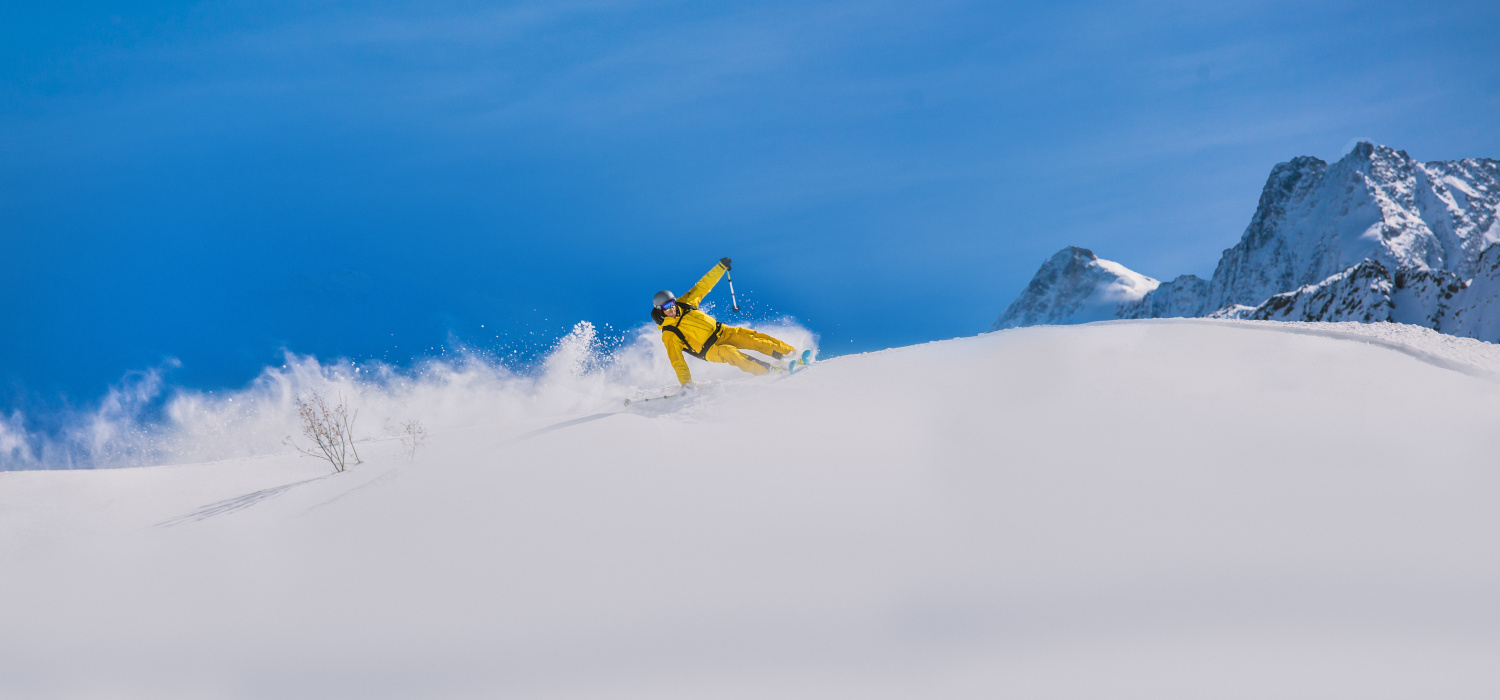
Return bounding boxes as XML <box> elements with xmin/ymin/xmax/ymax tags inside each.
<box><xmin>719</xmin><ymin>257</ymin><xmax>732</xmax><ymax>270</ymax></box>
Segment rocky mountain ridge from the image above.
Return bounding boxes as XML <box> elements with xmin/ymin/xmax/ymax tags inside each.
<box><xmin>993</xmin><ymin>142</ymin><xmax>1500</xmax><ymax>341</ymax></box>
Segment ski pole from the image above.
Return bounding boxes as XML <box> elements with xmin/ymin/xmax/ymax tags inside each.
<box><xmin>727</xmin><ymin>272</ymin><xmax>741</xmax><ymax>313</ymax></box>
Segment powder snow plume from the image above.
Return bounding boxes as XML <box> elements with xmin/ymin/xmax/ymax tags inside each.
<box><xmin>0</xmin><ymin>320</ymin><xmax>819</xmax><ymax>470</ymax></box>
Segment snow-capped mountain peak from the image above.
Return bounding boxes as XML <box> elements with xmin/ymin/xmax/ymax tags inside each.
<box><xmin>994</xmin><ymin>144</ymin><xmax>1500</xmax><ymax>343</ymax></box>
<box><xmin>991</xmin><ymin>246</ymin><xmax>1158</xmax><ymax>330</ymax></box>
<box><xmin>1206</xmin><ymin>142</ymin><xmax>1500</xmax><ymax>311</ymax></box>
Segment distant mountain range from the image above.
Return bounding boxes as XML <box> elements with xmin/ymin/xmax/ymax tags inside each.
<box><xmin>993</xmin><ymin>142</ymin><xmax>1500</xmax><ymax>341</ymax></box>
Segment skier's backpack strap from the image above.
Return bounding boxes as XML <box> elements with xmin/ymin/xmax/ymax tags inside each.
<box><xmin>702</xmin><ymin>322</ymin><xmax>723</xmax><ymax>354</ymax></box>
<box><xmin>662</xmin><ymin>319</ymin><xmax>722</xmax><ymax>359</ymax></box>
<box><xmin>661</xmin><ymin>322</ymin><xmax>703</xmax><ymax>359</ymax></box>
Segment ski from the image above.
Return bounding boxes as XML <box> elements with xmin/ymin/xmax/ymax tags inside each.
<box><xmin>786</xmin><ymin>349</ymin><xmax>813</xmax><ymax>375</ymax></box>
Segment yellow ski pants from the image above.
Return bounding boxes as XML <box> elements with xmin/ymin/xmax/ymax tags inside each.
<box><xmin>704</xmin><ymin>326</ymin><xmax>794</xmax><ymax>376</ymax></box>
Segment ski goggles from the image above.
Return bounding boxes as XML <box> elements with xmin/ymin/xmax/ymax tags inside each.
<box><xmin>657</xmin><ymin>300</ymin><xmax>677</xmax><ymax>312</ymax></box>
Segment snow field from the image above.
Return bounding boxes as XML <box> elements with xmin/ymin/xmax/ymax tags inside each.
<box><xmin>2</xmin><ymin>319</ymin><xmax>1500</xmax><ymax>698</ymax></box>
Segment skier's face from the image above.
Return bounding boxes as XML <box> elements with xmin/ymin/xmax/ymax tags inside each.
<box><xmin>663</xmin><ymin>304</ymin><xmax>678</xmax><ymax>317</ymax></box>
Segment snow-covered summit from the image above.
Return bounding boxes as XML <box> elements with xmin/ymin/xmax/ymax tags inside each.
<box><xmin>1206</xmin><ymin>142</ymin><xmax>1500</xmax><ymax>310</ymax></box>
<box><xmin>990</xmin><ymin>246</ymin><xmax>1158</xmax><ymax>330</ymax></box>
<box><xmin>996</xmin><ymin>143</ymin><xmax>1500</xmax><ymax>340</ymax></box>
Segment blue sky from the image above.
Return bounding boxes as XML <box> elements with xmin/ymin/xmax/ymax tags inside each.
<box><xmin>3</xmin><ymin>0</ymin><xmax>1498</xmax><ymax>410</ymax></box>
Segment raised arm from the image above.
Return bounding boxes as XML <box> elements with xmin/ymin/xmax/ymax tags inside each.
<box><xmin>677</xmin><ymin>260</ymin><xmax>728</xmax><ymax>307</ymax></box>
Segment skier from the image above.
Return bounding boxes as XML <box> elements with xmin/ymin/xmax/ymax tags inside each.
<box><xmin>652</xmin><ymin>257</ymin><xmax>795</xmax><ymax>387</ymax></box>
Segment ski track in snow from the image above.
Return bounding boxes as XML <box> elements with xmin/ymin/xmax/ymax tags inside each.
<box><xmin>154</xmin><ymin>475</ymin><xmax>331</xmax><ymax>527</ymax></box>
<box><xmin>506</xmin><ymin>413</ymin><xmax>617</xmax><ymax>444</ymax></box>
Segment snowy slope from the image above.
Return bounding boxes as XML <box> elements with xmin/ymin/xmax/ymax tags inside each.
<box><xmin>989</xmin><ymin>246</ymin><xmax>1158</xmax><ymax>330</ymax></box>
<box><xmin>4</xmin><ymin>320</ymin><xmax>1500</xmax><ymax>699</ymax></box>
<box><xmin>997</xmin><ymin>143</ymin><xmax>1500</xmax><ymax>338</ymax></box>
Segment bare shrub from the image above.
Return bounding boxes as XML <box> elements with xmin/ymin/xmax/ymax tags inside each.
<box><xmin>399</xmin><ymin>419</ymin><xmax>428</xmax><ymax>461</ymax></box>
<box><xmin>284</xmin><ymin>391</ymin><xmax>361</xmax><ymax>472</ymax></box>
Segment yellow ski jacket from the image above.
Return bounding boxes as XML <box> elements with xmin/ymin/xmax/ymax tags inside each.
<box><xmin>658</xmin><ymin>261</ymin><xmax>728</xmax><ymax>385</ymax></box>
